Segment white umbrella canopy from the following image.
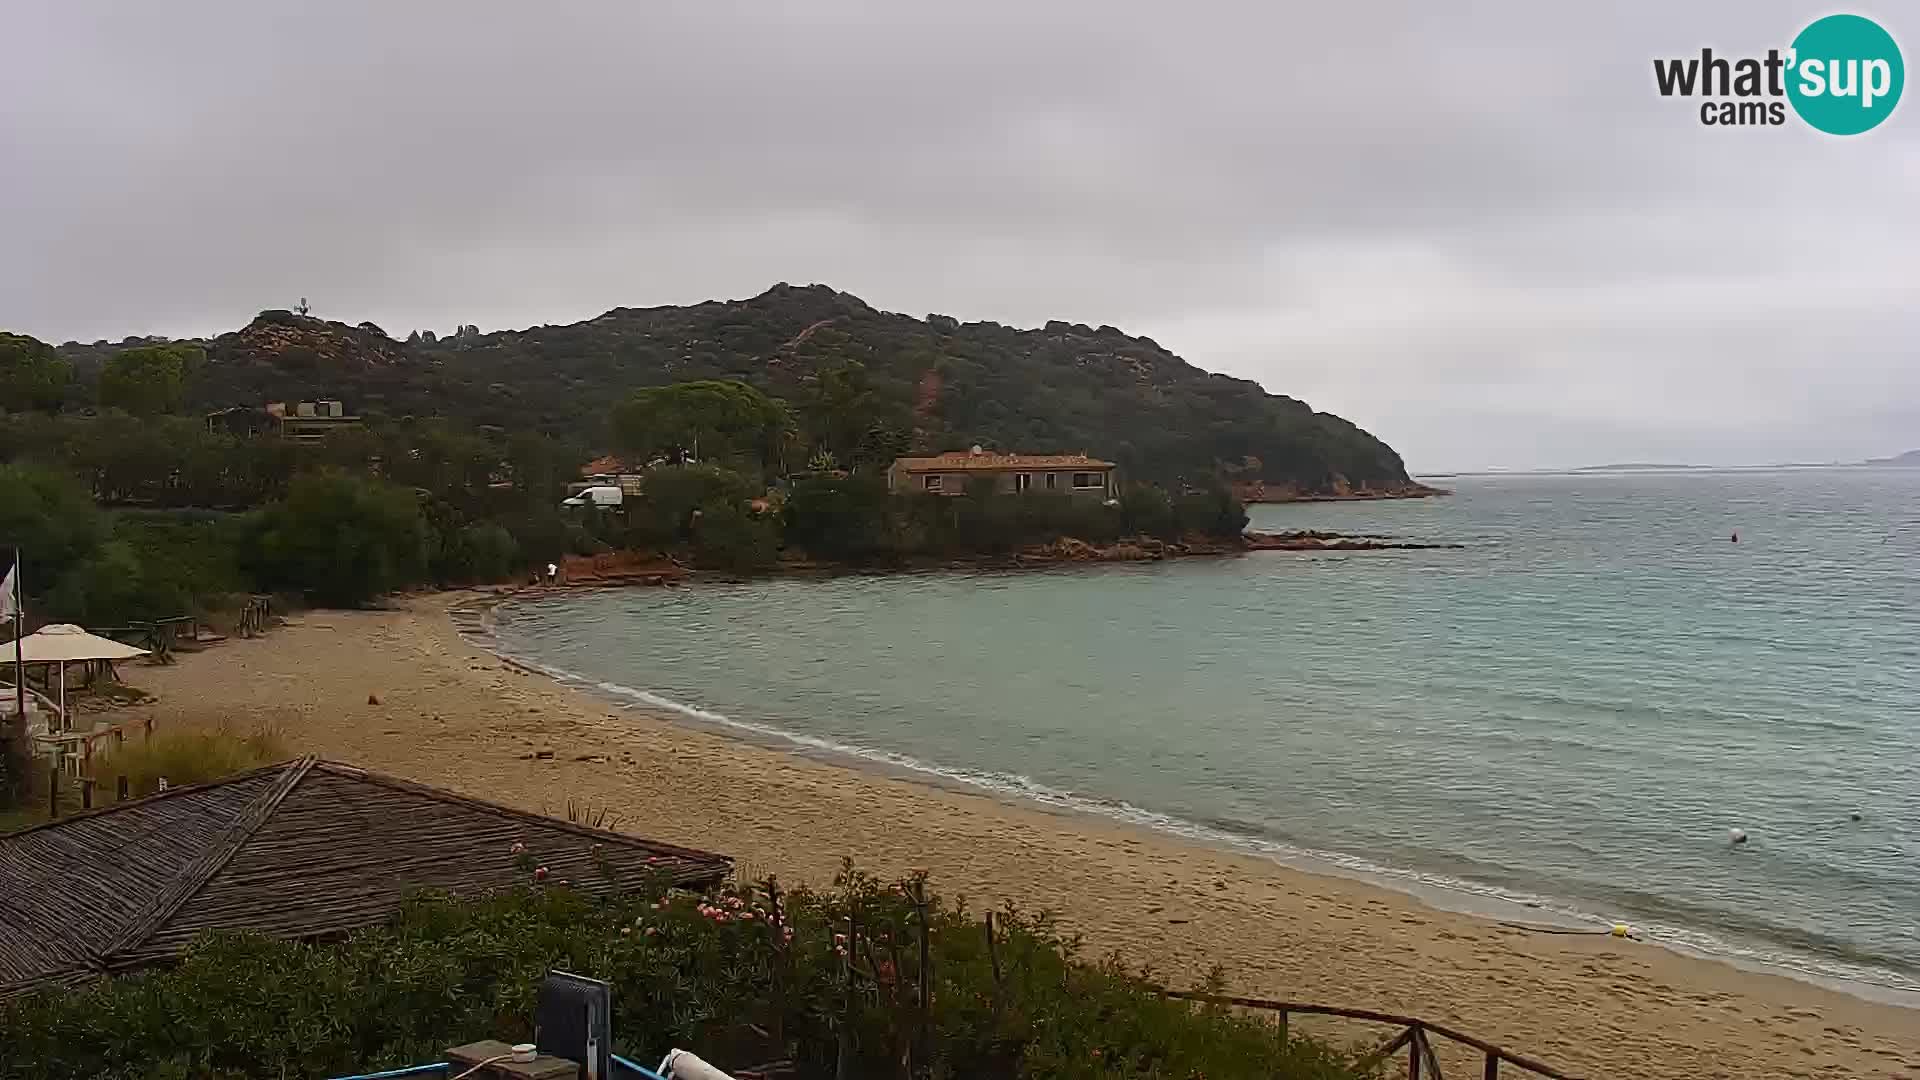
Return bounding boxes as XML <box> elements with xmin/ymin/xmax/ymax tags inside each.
<box><xmin>11</xmin><ymin>624</ymin><xmax>148</xmax><ymax>663</ymax></box>
<box><xmin>3</xmin><ymin>624</ymin><xmax>147</xmax><ymax>733</ymax></box>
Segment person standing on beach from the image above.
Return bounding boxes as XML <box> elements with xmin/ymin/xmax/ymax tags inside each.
<box><xmin>546</xmin><ymin>561</ymin><xmax>558</xmax><ymax>585</ymax></box>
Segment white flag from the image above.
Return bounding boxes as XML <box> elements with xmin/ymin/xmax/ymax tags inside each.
<box><xmin>0</xmin><ymin>561</ymin><xmax>17</xmax><ymax>620</ymax></box>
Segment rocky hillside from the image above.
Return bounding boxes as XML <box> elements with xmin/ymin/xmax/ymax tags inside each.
<box><xmin>59</xmin><ymin>284</ymin><xmax>1424</xmax><ymax>495</ymax></box>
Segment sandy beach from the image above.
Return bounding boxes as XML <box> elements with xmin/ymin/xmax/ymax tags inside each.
<box><xmin>123</xmin><ymin>593</ymin><xmax>1920</xmax><ymax>1080</ymax></box>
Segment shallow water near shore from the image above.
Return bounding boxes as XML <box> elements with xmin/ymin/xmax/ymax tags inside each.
<box><xmin>492</xmin><ymin>468</ymin><xmax>1920</xmax><ymax>999</ymax></box>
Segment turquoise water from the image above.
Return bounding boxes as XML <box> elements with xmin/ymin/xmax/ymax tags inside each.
<box><xmin>492</xmin><ymin>469</ymin><xmax>1920</xmax><ymax>992</ymax></box>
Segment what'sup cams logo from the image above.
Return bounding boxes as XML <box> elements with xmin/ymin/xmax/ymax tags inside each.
<box><xmin>1654</xmin><ymin>13</ymin><xmax>1903</xmax><ymax>133</ymax></box>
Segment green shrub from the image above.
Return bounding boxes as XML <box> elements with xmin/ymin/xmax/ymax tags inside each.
<box><xmin>1172</xmin><ymin>484</ymin><xmax>1249</xmax><ymax>538</ymax></box>
<box><xmin>434</xmin><ymin>522</ymin><xmax>520</xmax><ymax>585</ymax></box>
<box><xmin>625</xmin><ymin>464</ymin><xmax>757</xmax><ymax>549</ymax></box>
<box><xmin>0</xmin><ymin>866</ymin><xmax>1360</xmax><ymax>1080</ymax></box>
<box><xmin>780</xmin><ymin>473</ymin><xmax>896</xmax><ymax>562</ymax></box>
<box><xmin>1119</xmin><ymin>483</ymin><xmax>1177</xmax><ymax>539</ymax></box>
<box><xmin>241</xmin><ymin>470</ymin><xmax>430</xmax><ymax>607</ymax></box>
<box><xmin>0</xmin><ymin>463</ymin><xmax>105</xmax><ymax>590</ymax></box>
<box><xmin>42</xmin><ymin>540</ymin><xmax>171</xmax><ymax>625</ymax></box>
<box><xmin>691</xmin><ymin>501</ymin><xmax>778</xmax><ymax>572</ymax></box>
<box><xmin>42</xmin><ymin>510</ymin><xmax>252</xmax><ymax>625</ymax></box>
<box><xmin>497</xmin><ymin>507</ymin><xmax>603</xmax><ymax>565</ymax></box>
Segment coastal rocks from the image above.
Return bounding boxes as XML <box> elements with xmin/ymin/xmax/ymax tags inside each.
<box><xmin>1009</xmin><ymin>529</ymin><xmax>1460</xmax><ymax>564</ymax></box>
<box><xmin>1231</xmin><ymin>479</ymin><xmax>1450</xmax><ymax>503</ymax></box>
<box><xmin>554</xmin><ymin>551</ymin><xmax>690</xmax><ymax>588</ymax></box>
<box><xmin>1015</xmin><ymin>537</ymin><xmax>1172</xmax><ymax>564</ymax></box>
<box><xmin>1242</xmin><ymin>530</ymin><xmax>1463</xmax><ymax>552</ymax></box>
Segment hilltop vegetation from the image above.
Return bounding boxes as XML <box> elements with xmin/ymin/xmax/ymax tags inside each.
<box><xmin>50</xmin><ymin>284</ymin><xmax>1419</xmax><ymax>496</ymax></box>
<box><xmin>0</xmin><ymin>283</ymin><xmax>1402</xmax><ymax>640</ymax></box>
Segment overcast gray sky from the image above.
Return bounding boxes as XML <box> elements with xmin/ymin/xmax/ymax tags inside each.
<box><xmin>3</xmin><ymin>2</ymin><xmax>1914</xmax><ymax>470</ymax></box>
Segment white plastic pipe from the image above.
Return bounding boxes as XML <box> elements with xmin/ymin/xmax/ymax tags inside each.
<box><xmin>657</xmin><ymin>1049</ymin><xmax>736</xmax><ymax>1080</ymax></box>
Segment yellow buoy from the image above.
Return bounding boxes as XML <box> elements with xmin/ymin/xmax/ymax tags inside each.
<box><xmin>1610</xmin><ymin>923</ymin><xmax>1633</xmax><ymax>938</ymax></box>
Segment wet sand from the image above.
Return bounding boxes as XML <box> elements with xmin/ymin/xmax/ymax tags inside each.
<box><xmin>124</xmin><ymin>594</ymin><xmax>1920</xmax><ymax>1079</ymax></box>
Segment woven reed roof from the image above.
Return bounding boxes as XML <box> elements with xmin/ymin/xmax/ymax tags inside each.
<box><xmin>893</xmin><ymin>452</ymin><xmax>1116</xmax><ymax>472</ymax></box>
<box><xmin>0</xmin><ymin>756</ymin><xmax>731</xmax><ymax>998</ymax></box>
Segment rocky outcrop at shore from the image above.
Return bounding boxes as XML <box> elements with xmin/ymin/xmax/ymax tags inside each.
<box><xmin>1012</xmin><ymin>530</ymin><xmax>1461</xmax><ymax>564</ymax></box>
<box><xmin>1241</xmin><ymin>530</ymin><xmax>1464</xmax><ymax>551</ymax></box>
<box><xmin>1231</xmin><ymin>479</ymin><xmax>1450</xmax><ymax>503</ymax></box>
<box><xmin>1014</xmin><ymin>537</ymin><xmax>1196</xmax><ymax>563</ymax></box>
<box><xmin>554</xmin><ymin>550</ymin><xmax>691</xmax><ymax>587</ymax></box>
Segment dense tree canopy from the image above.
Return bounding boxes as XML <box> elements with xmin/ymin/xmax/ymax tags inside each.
<box><xmin>798</xmin><ymin>361</ymin><xmax>911</xmax><ymax>471</ymax></box>
<box><xmin>0</xmin><ymin>463</ymin><xmax>106</xmax><ymax>590</ymax></box>
<box><xmin>241</xmin><ymin>471</ymin><xmax>430</xmax><ymax>608</ymax></box>
<box><xmin>97</xmin><ymin>342</ymin><xmax>205</xmax><ymax>416</ymax></box>
<box><xmin>49</xmin><ymin>284</ymin><xmax>1417</xmax><ymax>496</ymax></box>
<box><xmin>0</xmin><ymin>333</ymin><xmax>71</xmax><ymax>414</ymax></box>
<box><xmin>610</xmin><ymin>379</ymin><xmax>789</xmax><ymax>473</ymax></box>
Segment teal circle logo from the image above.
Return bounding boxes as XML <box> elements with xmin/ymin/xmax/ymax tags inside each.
<box><xmin>1787</xmin><ymin>14</ymin><xmax>1904</xmax><ymax>135</ymax></box>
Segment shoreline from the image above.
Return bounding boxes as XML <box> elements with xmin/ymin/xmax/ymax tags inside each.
<box><xmin>476</xmin><ymin>591</ymin><xmax>1920</xmax><ymax>1009</ymax></box>
<box><xmin>540</xmin><ymin>529</ymin><xmax>1462</xmax><ymax>592</ymax></box>
<box><xmin>122</xmin><ymin>594</ymin><xmax>1920</xmax><ymax>1079</ymax></box>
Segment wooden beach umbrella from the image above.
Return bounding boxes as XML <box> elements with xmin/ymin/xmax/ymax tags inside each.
<box><xmin>8</xmin><ymin>624</ymin><xmax>147</xmax><ymax>729</ymax></box>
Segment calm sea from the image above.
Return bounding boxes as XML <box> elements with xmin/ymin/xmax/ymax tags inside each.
<box><xmin>491</xmin><ymin>469</ymin><xmax>1920</xmax><ymax>994</ymax></box>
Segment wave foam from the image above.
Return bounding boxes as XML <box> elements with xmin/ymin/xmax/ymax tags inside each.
<box><xmin>467</xmin><ymin>619</ymin><xmax>1920</xmax><ymax>1001</ymax></box>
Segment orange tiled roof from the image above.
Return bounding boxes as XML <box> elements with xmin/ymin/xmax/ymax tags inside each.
<box><xmin>894</xmin><ymin>452</ymin><xmax>1115</xmax><ymax>472</ymax></box>
<box><xmin>580</xmin><ymin>455</ymin><xmax>631</xmax><ymax>477</ymax></box>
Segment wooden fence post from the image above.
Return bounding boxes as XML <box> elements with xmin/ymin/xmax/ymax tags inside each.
<box><xmin>765</xmin><ymin>876</ymin><xmax>787</xmax><ymax>1049</ymax></box>
<box><xmin>984</xmin><ymin>911</ymin><xmax>1003</xmax><ymax>1007</ymax></box>
<box><xmin>116</xmin><ymin>774</ymin><xmax>129</xmax><ymax>801</ymax></box>
<box><xmin>913</xmin><ymin>879</ymin><xmax>931</xmax><ymax>1080</ymax></box>
<box><xmin>47</xmin><ymin>764</ymin><xmax>59</xmax><ymax>819</ymax></box>
<box><xmin>1415</xmin><ymin>1026</ymin><xmax>1443</xmax><ymax>1080</ymax></box>
<box><xmin>835</xmin><ymin>903</ymin><xmax>859</xmax><ymax>1080</ymax></box>
<box><xmin>81</xmin><ymin>776</ymin><xmax>95</xmax><ymax>810</ymax></box>
<box><xmin>1156</xmin><ymin>990</ymin><xmax>1570</xmax><ymax>1079</ymax></box>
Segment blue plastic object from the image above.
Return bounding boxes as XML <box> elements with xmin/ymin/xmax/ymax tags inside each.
<box><xmin>614</xmin><ymin>1053</ymin><xmax>669</xmax><ymax>1080</ymax></box>
<box><xmin>325</xmin><ymin>1063</ymin><xmax>449</xmax><ymax>1080</ymax></box>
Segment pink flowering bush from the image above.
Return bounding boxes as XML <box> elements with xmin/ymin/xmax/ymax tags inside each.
<box><xmin>0</xmin><ymin>861</ymin><xmax>1361</xmax><ymax>1080</ymax></box>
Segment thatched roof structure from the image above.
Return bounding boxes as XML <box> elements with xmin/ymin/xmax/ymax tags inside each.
<box><xmin>0</xmin><ymin>756</ymin><xmax>731</xmax><ymax>998</ymax></box>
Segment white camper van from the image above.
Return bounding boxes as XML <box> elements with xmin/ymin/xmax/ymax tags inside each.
<box><xmin>561</xmin><ymin>485</ymin><xmax>623</xmax><ymax>508</ymax></box>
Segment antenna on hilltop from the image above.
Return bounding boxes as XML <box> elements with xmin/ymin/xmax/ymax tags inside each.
<box><xmin>295</xmin><ymin>297</ymin><xmax>311</xmax><ymax>317</ymax></box>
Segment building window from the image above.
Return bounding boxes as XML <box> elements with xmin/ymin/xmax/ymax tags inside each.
<box><xmin>924</xmin><ymin>475</ymin><xmax>942</xmax><ymax>492</ymax></box>
<box><xmin>1014</xmin><ymin>472</ymin><xmax>1032</xmax><ymax>492</ymax></box>
<box><xmin>1072</xmin><ymin>472</ymin><xmax>1102</xmax><ymax>488</ymax></box>
<box><xmin>1045</xmin><ymin>473</ymin><xmax>1057</xmax><ymax>490</ymax></box>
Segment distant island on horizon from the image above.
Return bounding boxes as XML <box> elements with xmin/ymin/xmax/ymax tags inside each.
<box><xmin>1573</xmin><ymin>462</ymin><xmax>1707</xmax><ymax>472</ymax></box>
<box><xmin>1417</xmin><ymin>450</ymin><xmax>1920</xmax><ymax>478</ymax></box>
<box><xmin>1865</xmin><ymin>449</ymin><xmax>1920</xmax><ymax>467</ymax></box>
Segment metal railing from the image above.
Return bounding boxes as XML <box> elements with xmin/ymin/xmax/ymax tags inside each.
<box><xmin>1162</xmin><ymin>992</ymin><xmax>1578</xmax><ymax>1079</ymax></box>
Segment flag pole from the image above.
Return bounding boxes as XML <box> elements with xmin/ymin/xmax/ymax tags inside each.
<box><xmin>12</xmin><ymin>547</ymin><xmax>24</xmax><ymax>737</ymax></box>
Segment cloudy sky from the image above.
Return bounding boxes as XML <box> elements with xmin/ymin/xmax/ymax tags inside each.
<box><xmin>3</xmin><ymin>2</ymin><xmax>1914</xmax><ymax>470</ymax></box>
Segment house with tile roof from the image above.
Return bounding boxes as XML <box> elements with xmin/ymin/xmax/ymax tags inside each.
<box><xmin>887</xmin><ymin>447</ymin><xmax>1117</xmax><ymax>498</ymax></box>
